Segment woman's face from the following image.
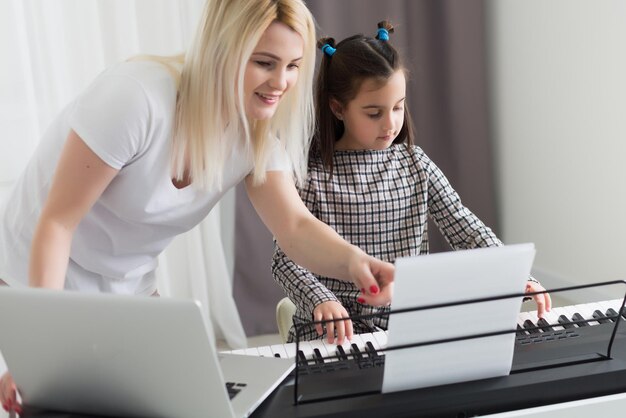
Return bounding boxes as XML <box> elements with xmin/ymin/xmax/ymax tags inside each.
<box><xmin>244</xmin><ymin>21</ymin><xmax>303</xmax><ymax>120</ymax></box>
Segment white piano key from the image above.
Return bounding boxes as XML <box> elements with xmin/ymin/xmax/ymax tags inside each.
<box><xmin>243</xmin><ymin>347</ymin><xmax>260</xmax><ymax>356</ymax></box>
<box><xmin>295</xmin><ymin>340</ymin><xmax>315</xmax><ymax>361</ymax></box>
<box><xmin>517</xmin><ymin>311</ymin><xmax>533</xmax><ymax>329</ymax></box>
<box><xmin>358</xmin><ymin>332</ymin><xmax>383</xmax><ymax>352</ymax></box>
<box><xmin>229</xmin><ymin>348</ymin><xmax>246</xmax><ymax>355</ymax></box>
<box><xmin>256</xmin><ymin>345</ymin><xmax>274</xmax><ymax>357</ymax></box>
<box><xmin>371</xmin><ymin>330</ymin><xmax>388</xmax><ymax>354</ymax></box>
<box><xmin>269</xmin><ymin>344</ymin><xmax>289</xmax><ymax>358</ymax></box>
<box><xmin>308</xmin><ymin>339</ymin><xmax>333</xmax><ymax>362</ymax></box>
<box><xmin>572</xmin><ymin>303</ymin><xmax>600</xmax><ymax>326</ymax></box>
<box><xmin>540</xmin><ymin>309</ymin><xmax>564</xmax><ymax>331</ymax></box>
<box><xmin>283</xmin><ymin>342</ymin><xmax>298</xmax><ymax>358</ymax></box>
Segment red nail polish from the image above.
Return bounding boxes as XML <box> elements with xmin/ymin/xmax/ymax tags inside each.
<box><xmin>357</xmin><ymin>297</ymin><xmax>365</xmax><ymax>304</ymax></box>
<box><xmin>370</xmin><ymin>285</ymin><xmax>379</xmax><ymax>294</ymax></box>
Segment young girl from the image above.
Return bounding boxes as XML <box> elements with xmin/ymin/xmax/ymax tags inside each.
<box><xmin>272</xmin><ymin>21</ymin><xmax>551</xmax><ymax>345</ymax></box>
<box><xmin>0</xmin><ymin>2</ymin><xmax>395</xmax><ymax>413</ymax></box>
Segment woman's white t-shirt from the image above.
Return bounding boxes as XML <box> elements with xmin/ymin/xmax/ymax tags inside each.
<box><xmin>0</xmin><ymin>61</ymin><xmax>288</xmax><ymax>294</ymax></box>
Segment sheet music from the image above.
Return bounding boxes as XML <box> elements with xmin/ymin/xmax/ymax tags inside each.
<box><xmin>382</xmin><ymin>244</ymin><xmax>535</xmax><ymax>393</ymax></box>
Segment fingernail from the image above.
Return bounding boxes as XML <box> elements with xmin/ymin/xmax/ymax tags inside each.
<box><xmin>15</xmin><ymin>406</ymin><xmax>22</xmax><ymax>414</ymax></box>
<box><xmin>2</xmin><ymin>404</ymin><xmax>8</xmax><ymax>412</ymax></box>
<box><xmin>369</xmin><ymin>285</ymin><xmax>379</xmax><ymax>294</ymax></box>
<box><xmin>357</xmin><ymin>297</ymin><xmax>365</xmax><ymax>304</ymax></box>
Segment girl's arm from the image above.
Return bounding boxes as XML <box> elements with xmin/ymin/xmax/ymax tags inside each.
<box><xmin>246</xmin><ymin>171</ymin><xmax>394</xmax><ymax>306</ymax></box>
<box><xmin>272</xmin><ymin>243</ymin><xmax>353</xmax><ymax>343</ymax></box>
<box><xmin>29</xmin><ymin>130</ymin><xmax>119</xmax><ymax>288</ymax></box>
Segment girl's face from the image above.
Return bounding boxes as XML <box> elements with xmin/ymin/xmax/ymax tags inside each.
<box><xmin>244</xmin><ymin>21</ymin><xmax>303</xmax><ymax>120</ymax></box>
<box><xmin>333</xmin><ymin>70</ymin><xmax>406</xmax><ymax>151</ymax></box>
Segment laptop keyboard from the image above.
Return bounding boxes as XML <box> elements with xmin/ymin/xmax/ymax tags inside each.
<box><xmin>225</xmin><ymin>381</ymin><xmax>247</xmax><ymax>399</ymax></box>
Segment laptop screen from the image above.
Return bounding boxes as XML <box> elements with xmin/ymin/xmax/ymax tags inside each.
<box><xmin>382</xmin><ymin>243</ymin><xmax>535</xmax><ymax>393</ymax></box>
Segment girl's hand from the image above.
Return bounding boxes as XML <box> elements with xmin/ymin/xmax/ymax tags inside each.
<box><xmin>348</xmin><ymin>250</ymin><xmax>394</xmax><ymax>307</ymax></box>
<box><xmin>314</xmin><ymin>301</ymin><xmax>353</xmax><ymax>345</ymax></box>
<box><xmin>0</xmin><ymin>372</ymin><xmax>21</xmax><ymax>415</ymax></box>
<box><xmin>525</xmin><ymin>280</ymin><xmax>552</xmax><ymax>319</ymax></box>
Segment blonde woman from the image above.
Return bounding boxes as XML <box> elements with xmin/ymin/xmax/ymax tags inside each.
<box><xmin>0</xmin><ymin>0</ymin><xmax>394</xmax><ymax>413</ymax></box>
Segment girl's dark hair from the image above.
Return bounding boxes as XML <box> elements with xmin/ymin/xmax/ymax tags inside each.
<box><xmin>313</xmin><ymin>21</ymin><xmax>415</xmax><ymax>173</ymax></box>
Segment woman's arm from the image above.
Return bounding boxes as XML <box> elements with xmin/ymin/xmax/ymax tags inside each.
<box><xmin>29</xmin><ymin>130</ymin><xmax>119</xmax><ymax>288</ymax></box>
<box><xmin>246</xmin><ymin>171</ymin><xmax>394</xmax><ymax>306</ymax></box>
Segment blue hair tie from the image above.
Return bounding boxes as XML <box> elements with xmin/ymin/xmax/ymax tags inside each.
<box><xmin>377</xmin><ymin>27</ymin><xmax>389</xmax><ymax>41</ymax></box>
<box><xmin>321</xmin><ymin>43</ymin><xmax>336</xmax><ymax>57</ymax></box>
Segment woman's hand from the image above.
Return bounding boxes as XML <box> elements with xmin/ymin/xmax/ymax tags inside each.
<box><xmin>314</xmin><ymin>301</ymin><xmax>353</xmax><ymax>345</ymax></box>
<box><xmin>349</xmin><ymin>250</ymin><xmax>394</xmax><ymax>307</ymax></box>
<box><xmin>525</xmin><ymin>280</ymin><xmax>552</xmax><ymax>319</ymax></box>
<box><xmin>0</xmin><ymin>372</ymin><xmax>21</xmax><ymax>415</ymax></box>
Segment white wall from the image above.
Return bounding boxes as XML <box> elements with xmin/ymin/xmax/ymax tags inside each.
<box><xmin>486</xmin><ymin>0</ymin><xmax>626</xmax><ymax>301</ymax></box>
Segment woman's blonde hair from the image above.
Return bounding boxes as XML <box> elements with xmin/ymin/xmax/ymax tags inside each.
<box><xmin>173</xmin><ymin>0</ymin><xmax>316</xmax><ymax>189</ymax></box>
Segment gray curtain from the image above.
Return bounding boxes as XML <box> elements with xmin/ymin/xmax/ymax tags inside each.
<box><xmin>233</xmin><ymin>0</ymin><xmax>498</xmax><ymax>336</ymax></box>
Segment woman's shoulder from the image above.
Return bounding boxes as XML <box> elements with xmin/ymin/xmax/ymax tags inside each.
<box><xmin>103</xmin><ymin>60</ymin><xmax>177</xmax><ymax>95</ymax></box>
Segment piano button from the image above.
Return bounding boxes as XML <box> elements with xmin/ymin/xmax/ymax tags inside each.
<box><xmin>558</xmin><ymin>314</ymin><xmax>576</xmax><ymax>329</ymax></box>
<box><xmin>571</xmin><ymin>313</ymin><xmax>590</xmax><ymax>327</ymax></box>
<box><xmin>592</xmin><ymin>309</ymin><xmax>612</xmax><ymax>324</ymax></box>
<box><xmin>537</xmin><ymin>318</ymin><xmax>554</xmax><ymax>332</ymax></box>
<box><xmin>523</xmin><ymin>319</ymin><xmax>540</xmax><ymax>334</ymax></box>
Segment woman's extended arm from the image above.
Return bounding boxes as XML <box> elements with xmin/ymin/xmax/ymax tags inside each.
<box><xmin>29</xmin><ymin>130</ymin><xmax>119</xmax><ymax>288</ymax></box>
<box><xmin>246</xmin><ymin>171</ymin><xmax>394</xmax><ymax>306</ymax></box>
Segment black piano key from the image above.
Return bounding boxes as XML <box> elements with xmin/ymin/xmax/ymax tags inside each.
<box><xmin>365</xmin><ymin>341</ymin><xmax>379</xmax><ymax>358</ymax></box>
<box><xmin>336</xmin><ymin>345</ymin><xmax>349</xmax><ymax>361</ymax></box>
<box><xmin>558</xmin><ymin>314</ymin><xmax>576</xmax><ymax>329</ymax></box>
<box><xmin>297</xmin><ymin>350</ymin><xmax>308</xmax><ymax>365</ymax></box>
<box><xmin>523</xmin><ymin>319</ymin><xmax>540</xmax><ymax>334</ymax></box>
<box><xmin>537</xmin><ymin>318</ymin><xmax>554</xmax><ymax>332</ymax></box>
<box><xmin>313</xmin><ymin>348</ymin><xmax>325</xmax><ymax>364</ymax></box>
<box><xmin>571</xmin><ymin>313</ymin><xmax>589</xmax><ymax>327</ymax></box>
<box><xmin>606</xmin><ymin>308</ymin><xmax>620</xmax><ymax>322</ymax></box>
<box><xmin>592</xmin><ymin>310</ymin><xmax>611</xmax><ymax>324</ymax></box>
<box><xmin>351</xmin><ymin>343</ymin><xmax>364</xmax><ymax>361</ymax></box>
<box><xmin>516</xmin><ymin>324</ymin><xmax>529</xmax><ymax>336</ymax></box>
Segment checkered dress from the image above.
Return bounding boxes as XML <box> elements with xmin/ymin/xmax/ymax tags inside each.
<box><xmin>272</xmin><ymin>144</ymin><xmax>502</xmax><ymax>342</ymax></box>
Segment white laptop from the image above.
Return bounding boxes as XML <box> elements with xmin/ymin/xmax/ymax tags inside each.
<box><xmin>0</xmin><ymin>288</ymin><xmax>294</xmax><ymax>418</ymax></box>
<box><xmin>382</xmin><ymin>243</ymin><xmax>536</xmax><ymax>393</ymax></box>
